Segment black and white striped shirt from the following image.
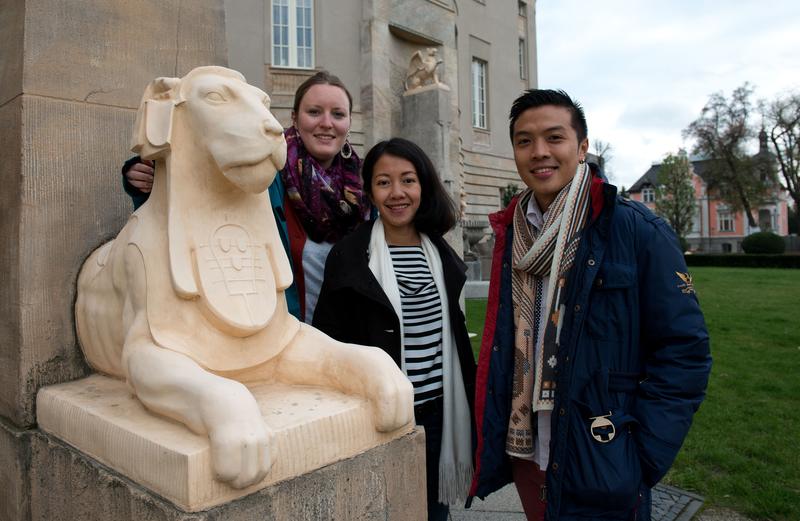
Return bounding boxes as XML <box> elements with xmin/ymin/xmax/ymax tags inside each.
<box><xmin>389</xmin><ymin>245</ymin><xmax>444</xmax><ymax>405</ymax></box>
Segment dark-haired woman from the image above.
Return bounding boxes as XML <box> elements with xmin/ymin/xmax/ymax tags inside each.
<box><xmin>121</xmin><ymin>71</ymin><xmax>369</xmax><ymax>322</ymax></box>
<box><xmin>313</xmin><ymin>138</ymin><xmax>476</xmax><ymax>521</ymax></box>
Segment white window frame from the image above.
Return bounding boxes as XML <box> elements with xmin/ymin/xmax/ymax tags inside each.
<box><xmin>692</xmin><ymin>207</ymin><xmax>702</xmax><ymax>233</ymax></box>
<box><xmin>472</xmin><ymin>58</ymin><xmax>487</xmax><ymax>129</ymax></box>
<box><xmin>642</xmin><ymin>187</ymin><xmax>655</xmax><ymax>203</ymax></box>
<box><xmin>518</xmin><ymin>38</ymin><xmax>527</xmax><ymax>80</ymax></box>
<box><xmin>271</xmin><ymin>0</ymin><xmax>314</xmax><ymax>69</ymax></box>
<box><xmin>718</xmin><ymin>207</ymin><xmax>734</xmax><ymax>232</ymax></box>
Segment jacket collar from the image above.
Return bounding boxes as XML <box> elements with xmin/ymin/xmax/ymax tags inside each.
<box><xmin>324</xmin><ymin>219</ymin><xmax>467</xmax><ymax>304</ymax></box>
<box><xmin>589</xmin><ymin>178</ymin><xmax>618</xmax><ymax>239</ymax></box>
<box><xmin>489</xmin><ymin>195</ymin><xmax>518</xmax><ymax>235</ymax></box>
<box><xmin>489</xmin><ymin>168</ymin><xmax>612</xmax><ymax>235</ymax></box>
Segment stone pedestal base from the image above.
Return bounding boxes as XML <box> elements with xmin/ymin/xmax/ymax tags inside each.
<box><xmin>36</xmin><ymin>375</ymin><xmax>420</xmax><ymax>515</ymax></box>
<box><xmin>465</xmin><ymin>259</ymin><xmax>481</xmax><ymax>281</ymax></box>
<box><xmin>29</xmin><ymin>427</ymin><xmax>426</xmax><ymax>521</ymax></box>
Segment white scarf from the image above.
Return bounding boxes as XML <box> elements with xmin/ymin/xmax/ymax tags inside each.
<box><xmin>368</xmin><ymin>218</ymin><xmax>473</xmax><ymax>504</ymax></box>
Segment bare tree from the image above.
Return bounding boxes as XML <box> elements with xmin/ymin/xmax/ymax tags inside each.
<box><xmin>765</xmin><ymin>91</ymin><xmax>800</xmax><ymax>232</ymax></box>
<box><xmin>655</xmin><ymin>150</ymin><xmax>696</xmax><ymax>244</ymax></box>
<box><xmin>592</xmin><ymin>139</ymin><xmax>613</xmax><ymax>180</ymax></box>
<box><xmin>683</xmin><ymin>83</ymin><xmax>769</xmax><ymax>227</ymax></box>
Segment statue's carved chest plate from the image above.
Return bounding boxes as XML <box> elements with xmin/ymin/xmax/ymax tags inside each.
<box><xmin>196</xmin><ymin>224</ymin><xmax>276</xmax><ymax>335</ymax></box>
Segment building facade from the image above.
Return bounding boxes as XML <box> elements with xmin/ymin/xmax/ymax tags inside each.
<box><xmin>628</xmin><ymin>146</ymin><xmax>790</xmax><ymax>253</ymax></box>
<box><xmin>224</xmin><ymin>0</ymin><xmax>538</xmax><ymax>234</ymax></box>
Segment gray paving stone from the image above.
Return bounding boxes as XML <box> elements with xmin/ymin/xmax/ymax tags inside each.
<box><xmin>450</xmin><ymin>511</ymin><xmax>527</xmax><ymax>521</ymax></box>
<box><xmin>458</xmin><ymin>484</ymin><xmax>524</xmax><ymax>513</ymax></box>
<box><xmin>451</xmin><ymin>482</ymin><xmax>705</xmax><ymax>521</ymax></box>
<box><xmin>652</xmin><ymin>483</ymin><xmax>704</xmax><ymax>521</ymax></box>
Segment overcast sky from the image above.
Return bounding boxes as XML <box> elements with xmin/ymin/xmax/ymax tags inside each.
<box><xmin>535</xmin><ymin>0</ymin><xmax>800</xmax><ymax>188</ymax></box>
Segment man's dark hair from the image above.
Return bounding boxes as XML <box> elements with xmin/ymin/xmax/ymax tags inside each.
<box><xmin>293</xmin><ymin>70</ymin><xmax>353</xmax><ymax>115</ymax></box>
<box><xmin>508</xmin><ymin>89</ymin><xmax>588</xmax><ymax>143</ymax></box>
<box><xmin>361</xmin><ymin>138</ymin><xmax>458</xmax><ymax>237</ymax></box>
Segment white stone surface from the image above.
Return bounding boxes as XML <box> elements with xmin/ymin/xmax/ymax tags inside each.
<box><xmin>37</xmin><ymin>374</ymin><xmax>413</xmax><ymax>512</ymax></box>
<box><xmin>465</xmin><ymin>281</ymin><xmax>490</xmax><ymax>299</ymax></box>
<box><xmin>71</xmin><ymin>66</ymin><xmax>414</xmax><ymax>491</ymax></box>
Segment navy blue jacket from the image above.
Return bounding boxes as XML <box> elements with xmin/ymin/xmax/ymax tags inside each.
<box><xmin>469</xmin><ymin>178</ymin><xmax>711</xmax><ymax>520</ymax></box>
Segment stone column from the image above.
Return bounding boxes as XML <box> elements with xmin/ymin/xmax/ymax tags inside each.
<box><xmin>401</xmin><ymin>85</ymin><xmax>452</xmax><ymax>188</ymax></box>
<box><xmin>359</xmin><ymin>0</ymin><xmax>393</xmax><ymax>146</ymax></box>
<box><xmin>1</xmin><ymin>3</ymin><xmax>426</xmax><ymax>519</ymax></box>
<box><xmin>400</xmin><ymin>84</ymin><xmax>464</xmax><ymax>254</ymax></box>
<box><xmin>0</xmin><ymin>2</ymin><xmax>227</xmax><ymax>519</ymax></box>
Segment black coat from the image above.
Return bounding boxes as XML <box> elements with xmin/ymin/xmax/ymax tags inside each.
<box><xmin>312</xmin><ymin>220</ymin><xmax>477</xmax><ymax>414</ymax></box>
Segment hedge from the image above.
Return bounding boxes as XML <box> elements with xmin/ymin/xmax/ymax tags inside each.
<box><xmin>684</xmin><ymin>254</ymin><xmax>800</xmax><ymax>269</ymax></box>
<box><xmin>741</xmin><ymin>232</ymin><xmax>786</xmax><ymax>254</ymax></box>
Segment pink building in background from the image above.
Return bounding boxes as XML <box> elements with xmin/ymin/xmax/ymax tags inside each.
<box><xmin>628</xmin><ymin>133</ymin><xmax>789</xmax><ymax>253</ymax></box>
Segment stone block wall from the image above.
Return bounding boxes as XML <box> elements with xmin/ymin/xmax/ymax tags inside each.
<box><xmin>0</xmin><ymin>2</ymin><xmax>227</xmax><ymax>519</ymax></box>
<box><xmin>0</xmin><ymin>0</ymin><xmax>227</xmax><ymax>428</ymax></box>
<box><xmin>27</xmin><ymin>429</ymin><xmax>426</xmax><ymax>521</ymax></box>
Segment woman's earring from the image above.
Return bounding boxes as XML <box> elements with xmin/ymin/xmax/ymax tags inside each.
<box><xmin>340</xmin><ymin>130</ymin><xmax>353</xmax><ymax>159</ymax></box>
<box><xmin>579</xmin><ymin>157</ymin><xmax>586</xmax><ymax>164</ymax></box>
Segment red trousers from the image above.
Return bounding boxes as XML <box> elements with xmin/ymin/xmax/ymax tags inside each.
<box><xmin>511</xmin><ymin>457</ymin><xmax>547</xmax><ymax>521</ymax></box>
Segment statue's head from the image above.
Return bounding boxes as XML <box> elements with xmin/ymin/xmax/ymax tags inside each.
<box><xmin>132</xmin><ymin>66</ymin><xmax>288</xmax><ymax>194</ymax></box>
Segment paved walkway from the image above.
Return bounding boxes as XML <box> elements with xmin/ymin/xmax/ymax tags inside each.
<box><xmin>450</xmin><ymin>483</ymin><xmax>704</xmax><ymax>520</ymax></box>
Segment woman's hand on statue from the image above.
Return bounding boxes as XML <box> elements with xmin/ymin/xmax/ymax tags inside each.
<box><xmin>126</xmin><ymin>160</ymin><xmax>155</xmax><ymax>193</ymax></box>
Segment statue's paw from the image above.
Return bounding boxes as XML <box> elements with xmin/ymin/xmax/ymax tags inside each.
<box><xmin>208</xmin><ymin>419</ymin><xmax>273</xmax><ymax>489</ymax></box>
<box><xmin>372</xmin><ymin>369</ymin><xmax>415</xmax><ymax>432</ymax></box>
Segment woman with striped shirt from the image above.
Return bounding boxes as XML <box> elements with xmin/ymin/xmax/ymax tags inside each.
<box><xmin>313</xmin><ymin>138</ymin><xmax>476</xmax><ymax>521</ymax></box>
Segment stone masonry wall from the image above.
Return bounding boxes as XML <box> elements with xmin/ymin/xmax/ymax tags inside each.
<box><xmin>0</xmin><ymin>2</ymin><xmax>227</xmax><ymax>519</ymax></box>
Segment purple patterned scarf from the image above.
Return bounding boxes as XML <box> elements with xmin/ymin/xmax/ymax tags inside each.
<box><xmin>280</xmin><ymin>127</ymin><xmax>369</xmax><ymax>243</ymax></box>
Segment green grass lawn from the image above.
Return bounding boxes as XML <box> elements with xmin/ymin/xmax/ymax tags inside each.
<box><xmin>465</xmin><ymin>298</ymin><xmax>488</xmax><ymax>357</ymax></box>
<box><xmin>465</xmin><ymin>267</ymin><xmax>800</xmax><ymax>521</ymax></box>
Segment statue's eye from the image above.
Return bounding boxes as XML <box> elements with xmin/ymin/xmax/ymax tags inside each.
<box><xmin>205</xmin><ymin>91</ymin><xmax>226</xmax><ymax>103</ymax></box>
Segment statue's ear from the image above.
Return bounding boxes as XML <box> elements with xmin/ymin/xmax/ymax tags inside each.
<box><xmin>131</xmin><ymin>77</ymin><xmax>180</xmax><ymax>157</ymax></box>
<box><xmin>144</xmin><ymin>99</ymin><xmax>174</xmax><ymax>148</ymax></box>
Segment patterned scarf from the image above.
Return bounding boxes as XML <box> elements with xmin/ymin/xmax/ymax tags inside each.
<box><xmin>506</xmin><ymin>163</ymin><xmax>592</xmax><ymax>457</ymax></box>
<box><xmin>280</xmin><ymin>127</ymin><xmax>369</xmax><ymax>243</ymax></box>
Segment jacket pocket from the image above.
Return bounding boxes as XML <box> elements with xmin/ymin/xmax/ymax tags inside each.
<box><xmin>585</xmin><ymin>263</ymin><xmax>636</xmax><ymax>342</ymax></box>
<box><xmin>562</xmin><ymin>369</ymin><xmax>642</xmax><ymax>515</ymax></box>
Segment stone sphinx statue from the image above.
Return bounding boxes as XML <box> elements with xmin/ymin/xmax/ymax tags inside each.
<box><xmin>404</xmin><ymin>47</ymin><xmax>444</xmax><ymax>92</ymax></box>
<box><xmin>74</xmin><ymin>66</ymin><xmax>414</xmax><ymax>491</ymax></box>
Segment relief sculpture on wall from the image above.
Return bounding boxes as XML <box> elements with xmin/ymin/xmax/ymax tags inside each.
<box><xmin>73</xmin><ymin>66</ymin><xmax>414</xmax><ymax>490</ymax></box>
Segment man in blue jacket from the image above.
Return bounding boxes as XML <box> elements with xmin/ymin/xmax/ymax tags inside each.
<box><xmin>468</xmin><ymin>90</ymin><xmax>711</xmax><ymax>520</ymax></box>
